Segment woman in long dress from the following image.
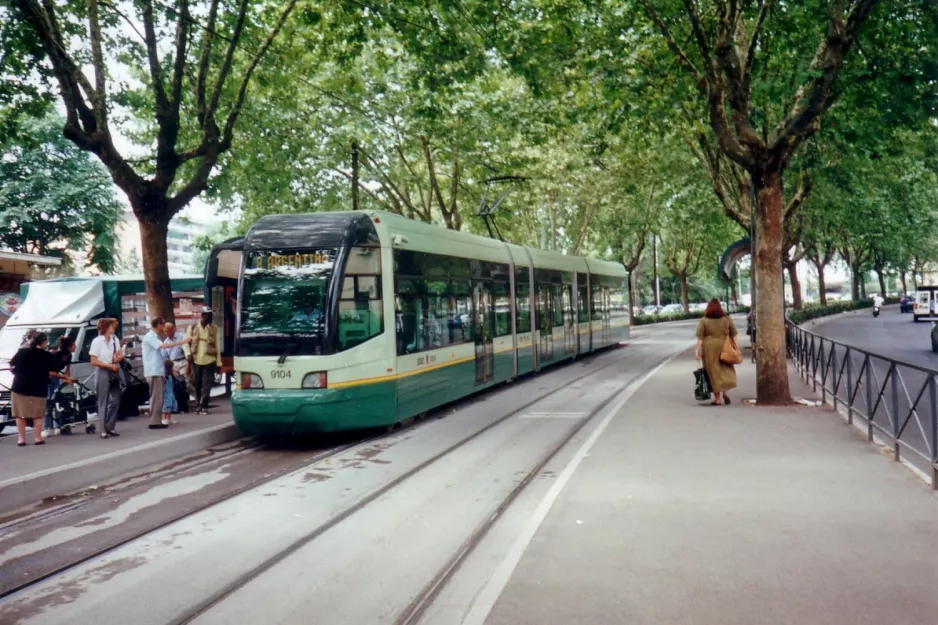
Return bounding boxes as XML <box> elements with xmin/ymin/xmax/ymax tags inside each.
<box><xmin>695</xmin><ymin>299</ymin><xmax>738</xmax><ymax>406</ymax></box>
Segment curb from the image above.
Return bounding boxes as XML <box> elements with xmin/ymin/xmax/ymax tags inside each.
<box><xmin>0</xmin><ymin>422</ymin><xmax>241</xmax><ymax>516</ymax></box>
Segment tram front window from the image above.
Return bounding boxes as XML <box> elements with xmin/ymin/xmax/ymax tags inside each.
<box><xmin>239</xmin><ymin>249</ymin><xmax>337</xmax><ymax>356</ymax></box>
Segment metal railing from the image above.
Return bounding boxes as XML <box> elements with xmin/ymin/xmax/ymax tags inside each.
<box><xmin>787</xmin><ymin>322</ymin><xmax>938</xmax><ymax>490</ymax></box>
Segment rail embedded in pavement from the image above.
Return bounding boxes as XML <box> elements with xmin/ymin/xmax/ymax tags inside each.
<box><xmin>786</xmin><ymin>322</ymin><xmax>938</xmax><ymax>489</ymax></box>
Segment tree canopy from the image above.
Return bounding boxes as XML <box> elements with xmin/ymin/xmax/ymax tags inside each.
<box><xmin>3</xmin><ymin>0</ymin><xmax>935</xmax><ymax>402</ymax></box>
<box><xmin>0</xmin><ymin>114</ymin><xmax>123</xmax><ymax>273</ymax></box>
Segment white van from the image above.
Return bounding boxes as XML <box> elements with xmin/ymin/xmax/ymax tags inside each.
<box><xmin>913</xmin><ymin>286</ymin><xmax>938</xmax><ymax>322</ymax></box>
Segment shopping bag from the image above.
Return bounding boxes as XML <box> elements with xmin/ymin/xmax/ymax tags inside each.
<box><xmin>694</xmin><ymin>367</ymin><xmax>712</xmax><ymax>401</ymax></box>
<box><xmin>720</xmin><ymin>318</ymin><xmax>743</xmax><ymax>365</ymax></box>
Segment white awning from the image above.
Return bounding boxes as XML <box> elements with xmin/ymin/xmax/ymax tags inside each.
<box><xmin>6</xmin><ymin>280</ymin><xmax>105</xmax><ymax>326</ymax></box>
<box><xmin>0</xmin><ymin>251</ymin><xmax>62</xmax><ymax>266</ymax></box>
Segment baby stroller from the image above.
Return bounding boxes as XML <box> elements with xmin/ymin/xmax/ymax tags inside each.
<box><xmin>50</xmin><ymin>379</ymin><xmax>98</xmax><ymax>434</ymax></box>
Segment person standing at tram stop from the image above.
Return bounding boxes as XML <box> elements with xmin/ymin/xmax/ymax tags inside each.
<box><xmin>10</xmin><ymin>333</ymin><xmax>75</xmax><ymax>446</ymax></box>
<box><xmin>694</xmin><ymin>299</ymin><xmax>739</xmax><ymax>406</ymax></box>
<box><xmin>185</xmin><ymin>307</ymin><xmax>221</xmax><ymax>415</ymax></box>
<box><xmin>89</xmin><ymin>318</ymin><xmax>127</xmax><ymax>438</ymax></box>
<box><xmin>161</xmin><ymin>322</ymin><xmax>188</xmax><ymax>376</ymax></box>
<box><xmin>142</xmin><ymin>316</ymin><xmax>189</xmax><ymax>429</ymax></box>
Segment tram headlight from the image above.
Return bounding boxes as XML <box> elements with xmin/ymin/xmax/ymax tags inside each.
<box><xmin>302</xmin><ymin>372</ymin><xmax>327</xmax><ymax>389</ymax></box>
<box><xmin>240</xmin><ymin>373</ymin><xmax>264</xmax><ymax>389</ymax></box>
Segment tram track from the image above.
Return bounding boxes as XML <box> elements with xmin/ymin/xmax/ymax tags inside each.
<box><xmin>394</xmin><ymin>373</ymin><xmax>644</xmax><ymax>625</ymax></box>
<box><xmin>0</xmin><ymin>341</ymin><xmax>650</xmax><ymax>624</ymax></box>
<box><xmin>171</xmin><ymin>344</ymin><xmax>640</xmax><ymax>625</ymax></box>
<box><xmin>0</xmin><ymin>438</ymin><xmax>371</xmax><ymax>600</ymax></box>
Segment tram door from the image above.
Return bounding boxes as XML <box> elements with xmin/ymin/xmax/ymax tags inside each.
<box><xmin>538</xmin><ymin>285</ymin><xmax>554</xmax><ymax>363</ymax></box>
<box><xmin>473</xmin><ymin>282</ymin><xmax>495</xmax><ymax>384</ymax></box>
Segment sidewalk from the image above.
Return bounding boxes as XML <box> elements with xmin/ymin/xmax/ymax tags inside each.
<box><xmin>0</xmin><ymin>397</ymin><xmax>240</xmax><ymax>516</ymax></box>
<box><xmin>484</xmin><ymin>352</ymin><xmax>938</xmax><ymax>624</ymax></box>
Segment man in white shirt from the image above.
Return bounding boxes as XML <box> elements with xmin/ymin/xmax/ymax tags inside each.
<box><xmin>872</xmin><ymin>293</ymin><xmax>885</xmax><ymax>309</ymax></box>
<box><xmin>142</xmin><ymin>317</ymin><xmax>187</xmax><ymax>429</ymax></box>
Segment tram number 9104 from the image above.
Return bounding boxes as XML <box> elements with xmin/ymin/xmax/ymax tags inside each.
<box><xmin>270</xmin><ymin>369</ymin><xmax>292</xmax><ymax>379</ymax></box>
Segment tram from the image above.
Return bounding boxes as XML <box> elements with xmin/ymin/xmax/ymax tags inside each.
<box><xmin>222</xmin><ymin>210</ymin><xmax>629</xmax><ymax>435</ymax></box>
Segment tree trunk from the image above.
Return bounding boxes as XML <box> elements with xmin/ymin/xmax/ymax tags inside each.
<box><xmin>137</xmin><ymin>213</ymin><xmax>175</xmax><ymax>323</ymax></box>
<box><xmin>627</xmin><ymin>267</ymin><xmax>638</xmax><ymax>320</ymax></box>
<box><xmin>860</xmin><ymin>275</ymin><xmax>867</xmax><ymax>299</ymax></box>
<box><xmin>850</xmin><ymin>263</ymin><xmax>861</xmax><ymax>301</ymax></box>
<box><xmin>753</xmin><ymin>170</ymin><xmax>792</xmax><ymax>405</ymax></box>
<box><xmin>680</xmin><ymin>273</ymin><xmax>689</xmax><ymax>313</ymax></box>
<box><xmin>912</xmin><ymin>272</ymin><xmax>919</xmax><ymax>290</ymax></box>
<box><xmin>785</xmin><ymin>259</ymin><xmax>803</xmax><ymax>311</ymax></box>
<box><xmin>815</xmin><ymin>262</ymin><xmax>828</xmax><ymax>307</ymax></box>
<box><xmin>730</xmin><ymin>279</ymin><xmax>738</xmax><ymax>307</ymax></box>
<box><xmin>652</xmin><ymin>235</ymin><xmax>660</xmax><ymax>307</ymax></box>
<box><xmin>900</xmin><ymin>271</ymin><xmax>908</xmax><ymax>296</ymax></box>
<box><xmin>876</xmin><ymin>269</ymin><xmax>887</xmax><ymax>298</ymax></box>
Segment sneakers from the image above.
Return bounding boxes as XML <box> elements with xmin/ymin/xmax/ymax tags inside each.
<box><xmin>161</xmin><ymin>418</ymin><xmax>170</xmax><ymax>426</ymax></box>
<box><xmin>41</xmin><ymin>429</ymin><xmax>53</xmax><ymax>438</ymax></box>
<box><xmin>169</xmin><ymin>417</ymin><xmax>178</xmax><ymax>425</ymax></box>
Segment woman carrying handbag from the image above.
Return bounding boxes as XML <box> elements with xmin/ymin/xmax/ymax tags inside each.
<box><xmin>694</xmin><ymin>299</ymin><xmax>741</xmax><ymax>406</ymax></box>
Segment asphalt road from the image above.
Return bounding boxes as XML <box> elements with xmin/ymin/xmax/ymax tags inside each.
<box><xmin>799</xmin><ymin>306</ymin><xmax>938</xmax><ymax>473</ymax></box>
<box><xmin>810</xmin><ymin>305</ymin><xmax>938</xmax><ymax>369</ymax></box>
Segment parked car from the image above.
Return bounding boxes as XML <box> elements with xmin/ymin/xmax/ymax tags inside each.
<box><xmin>900</xmin><ymin>296</ymin><xmax>914</xmax><ymax>313</ymax></box>
<box><xmin>643</xmin><ymin>305</ymin><xmax>660</xmax><ymax>316</ymax></box>
<box><xmin>660</xmin><ymin>303</ymin><xmax>684</xmax><ymax>315</ymax></box>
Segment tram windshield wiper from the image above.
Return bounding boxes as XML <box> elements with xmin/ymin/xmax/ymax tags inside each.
<box><xmin>277</xmin><ymin>342</ymin><xmax>297</xmax><ymax>365</ymax></box>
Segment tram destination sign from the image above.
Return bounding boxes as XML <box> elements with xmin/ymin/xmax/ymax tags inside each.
<box><xmin>249</xmin><ymin>249</ymin><xmax>335</xmax><ymax>270</ymax></box>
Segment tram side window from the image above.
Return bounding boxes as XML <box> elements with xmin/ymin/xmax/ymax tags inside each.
<box><xmin>494</xmin><ymin>282</ymin><xmax>511</xmax><ymax>337</ymax></box>
<box><xmin>610</xmin><ymin>285</ymin><xmax>626</xmax><ymax>322</ymax></box>
<box><xmin>515</xmin><ymin>274</ymin><xmax>531</xmax><ymax>333</ymax></box>
<box><xmin>338</xmin><ymin>247</ymin><xmax>384</xmax><ymax>352</ymax></box>
<box><xmin>426</xmin><ymin>279</ymin><xmax>454</xmax><ymax>349</ymax></box>
<box><xmin>450</xmin><ymin>279</ymin><xmax>472</xmax><ymax>344</ymax></box>
<box><xmin>591</xmin><ymin>283</ymin><xmax>603</xmax><ymax>321</ymax></box>
<box><xmin>396</xmin><ymin>278</ymin><xmax>426</xmax><ymax>354</ymax></box>
<box><xmin>338</xmin><ymin>275</ymin><xmax>384</xmax><ymax>351</ymax></box>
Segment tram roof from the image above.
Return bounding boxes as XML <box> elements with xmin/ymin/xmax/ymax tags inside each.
<box><xmin>244</xmin><ymin>210</ymin><xmax>625</xmax><ymax>278</ymax></box>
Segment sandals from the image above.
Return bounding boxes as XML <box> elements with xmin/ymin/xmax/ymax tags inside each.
<box><xmin>17</xmin><ymin>441</ymin><xmax>26</xmax><ymax>447</ymax></box>
<box><xmin>34</xmin><ymin>440</ymin><xmax>45</xmax><ymax>446</ymax></box>
<box><xmin>100</xmin><ymin>432</ymin><xmax>109</xmax><ymax>439</ymax></box>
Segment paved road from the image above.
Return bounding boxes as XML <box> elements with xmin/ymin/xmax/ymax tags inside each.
<box><xmin>811</xmin><ymin>305</ymin><xmax>938</xmax><ymax>369</ymax></box>
<box><xmin>796</xmin><ymin>306</ymin><xmax>938</xmax><ymax>474</ymax></box>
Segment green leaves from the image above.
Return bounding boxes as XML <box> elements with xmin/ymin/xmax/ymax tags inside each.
<box><xmin>0</xmin><ymin>114</ymin><xmax>123</xmax><ymax>274</ymax></box>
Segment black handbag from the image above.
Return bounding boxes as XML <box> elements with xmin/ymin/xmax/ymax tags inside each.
<box><xmin>694</xmin><ymin>367</ymin><xmax>712</xmax><ymax>401</ymax></box>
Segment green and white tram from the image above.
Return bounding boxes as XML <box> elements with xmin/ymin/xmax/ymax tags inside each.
<box><xmin>227</xmin><ymin>210</ymin><xmax>628</xmax><ymax>435</ymax></box>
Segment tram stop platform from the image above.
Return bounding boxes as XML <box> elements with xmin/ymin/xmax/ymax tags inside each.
<box><xmin>430</xmin><ymin>351</ymin><xmax>938</xmax><ymax>625</ymax></box>
<box><xmin>0</xmin><ymin>397</ymin><xmax>238</xmax><ymax>516</ymax></box>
